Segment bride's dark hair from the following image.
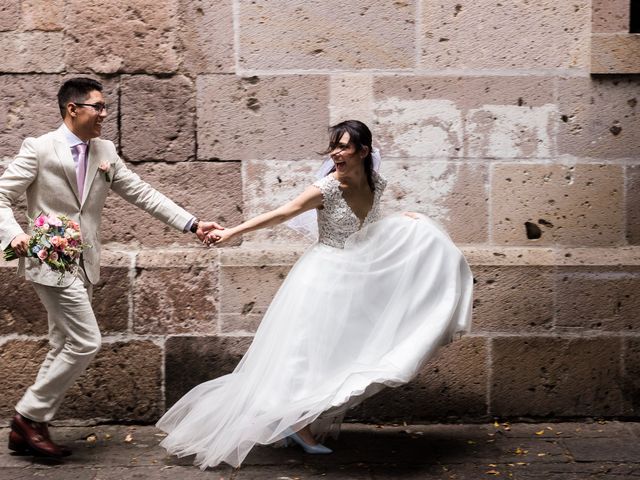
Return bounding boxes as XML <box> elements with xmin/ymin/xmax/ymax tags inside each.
<box><xmin>324</xmin><ymin>120</ymin><xmax>375</xmax><ymax>192</ymax></box>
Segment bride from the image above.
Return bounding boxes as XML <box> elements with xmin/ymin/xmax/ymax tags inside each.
<box><xmin>156</xmin><ymin>120</ymin><xmax>473</xmax><ymax>469</ymax></box>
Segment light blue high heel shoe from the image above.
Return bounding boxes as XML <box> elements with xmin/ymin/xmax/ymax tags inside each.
<box><xmin>284</xmin><ymin>430</ymin><xmax>333</xmax><ymax>454</ymax></box>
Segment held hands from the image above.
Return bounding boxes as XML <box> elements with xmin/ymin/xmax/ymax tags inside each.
<box><xmin>9</xmin><ymin>233</ymin><xmax>31</xmax><ymax>257</ymax></box>
<box><xmin>196</xmin><ymin>221</ymin><xmax>236</xmax><ymax>247</ymax></box>
<box><xmin>204</xmin><ymin>228</ymin><xmax>235</xmax><ymax>247</ymax></box>
<box><xmin>196</xmin><ymin>221</ymin><xmax>225</xmax><ymax>242</ymax></box>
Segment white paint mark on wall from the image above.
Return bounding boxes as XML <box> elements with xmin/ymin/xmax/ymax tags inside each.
<box><xmin>380</xmin><ymin>161</ymin><xmax>457</xmax><ymax>222</ymax></box>
<box><xmin>466</xmin><ymin>104</ymin><xmax>557</xmax><ymax>158</ymax></box>
<box><xmin>375</xmin><ymin>98</ymin><xmax>463</xmax><ymax>157</ymax></box>
<box><xmin>375</xmin><ymin>98</ymin><xmax>557</xmax><ymax>159</ymax></box>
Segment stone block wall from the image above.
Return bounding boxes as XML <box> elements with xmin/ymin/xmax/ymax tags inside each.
<box><xmin>0</xmin><ymin>0</ymin><xmax>638</xmax><ymax>424</ymax></box>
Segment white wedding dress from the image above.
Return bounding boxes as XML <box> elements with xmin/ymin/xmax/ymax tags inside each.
<box><xmin>157</xmin><ymin>171</ymin><xmax>473</xmax><ymax>469</ymax></box>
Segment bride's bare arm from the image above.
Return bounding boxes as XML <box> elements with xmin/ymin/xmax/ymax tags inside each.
<box><xmin>207</xmin><ymin>185</ymin><xmax>323</xmax><ymax>246</ymax></box>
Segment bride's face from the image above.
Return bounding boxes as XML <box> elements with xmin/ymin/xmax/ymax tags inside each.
<box><xmin>330</xmin><ymin>132</ymin><xmax>366</xmax><ymax>175</ymax></box>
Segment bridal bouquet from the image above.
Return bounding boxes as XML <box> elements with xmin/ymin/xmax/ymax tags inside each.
<box><xmin>3</xmin><ymin>213</ymin><xmax>90</xmax><ymax>284</ymax></box>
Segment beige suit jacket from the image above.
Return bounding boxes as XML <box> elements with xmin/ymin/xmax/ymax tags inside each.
<box><xmin>0</xmin><ymin>128</ymin><xmax>193</xmax><ymax>287</ymax></box>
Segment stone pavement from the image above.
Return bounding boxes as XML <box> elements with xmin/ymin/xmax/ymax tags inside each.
<box><xmin>0</xmin><ymin>421</ymin><xmax>639</xmax><ymax>479</ymax></box>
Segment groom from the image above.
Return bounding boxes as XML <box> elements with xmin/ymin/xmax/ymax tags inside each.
<box><xmin>0</xmin><ymin>77</ymin><xmax>221</xmax><ymax>458</ymax></box>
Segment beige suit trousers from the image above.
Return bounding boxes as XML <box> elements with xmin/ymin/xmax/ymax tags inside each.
<box><xmin>15</xmin><ymin>266</ymin><xmax>100</xmax><ymax>423</ymax></box>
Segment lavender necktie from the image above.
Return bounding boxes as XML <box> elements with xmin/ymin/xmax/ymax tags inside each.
<box><xmin>74</xmin><ymin>143</ymin><xmax>87</xmax><ymax>199</ymax></box>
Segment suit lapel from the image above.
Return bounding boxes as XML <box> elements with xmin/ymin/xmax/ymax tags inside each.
<box><xmin>53</xmin><ymin>136</ymin><xmax>81</xmax><ymax>204</ymax></box>
<box><xmin>82</xmin><ymin>140</ymin><xmax>102</xmax><ymax>205</ymax></box>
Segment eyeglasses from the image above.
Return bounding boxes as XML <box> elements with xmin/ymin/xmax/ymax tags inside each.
<box><xmin>74</xmin><ymin>102</ymin><xmax>108</xmax><ymax>114</ymax></box>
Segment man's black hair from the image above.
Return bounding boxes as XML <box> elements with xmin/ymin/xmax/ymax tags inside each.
<box><xmin>57</xmin><ymin>78</ymin><xmax>103</xmax><ymax>118</ymax></box>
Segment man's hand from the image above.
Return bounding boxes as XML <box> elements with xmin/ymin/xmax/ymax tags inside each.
<box><xmin>196</xmin><ymin>221</ymin><xmax>225</xmax><ymax>242</ymax></box>
<box><xmin>10</xmin><ymin>234</ymin><xmax>31</xmax><ymax>257</ymax></box>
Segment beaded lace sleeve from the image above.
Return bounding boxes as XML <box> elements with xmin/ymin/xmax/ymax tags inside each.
<box><xmin>312</xmin><ymin>175</ymin><xmax>340</xmax><ymax>205</ymax></box>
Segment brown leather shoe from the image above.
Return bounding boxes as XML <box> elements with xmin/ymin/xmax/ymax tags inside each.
<box><xmin>37</xmin><ymin>422</ymin><xmax>72</xmax><ymax>456</ymax></box>
<box><xmin>8</xmin><ymin>430</ymin><xmax>31</xmax><ymax>454</ymax></box>
<box><xmin>10</xmin><ymin>414</ymin><xmax>66</xmax><ymax>458</ymax></box>
<box><xmin>8</xmin><ymin>427</ymin><xmax>72</xmax><ymax>457</ymax></box>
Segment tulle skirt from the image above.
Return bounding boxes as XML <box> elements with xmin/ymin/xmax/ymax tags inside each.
<box><xmin>156</xmin><ymin>214</ymin><xmax>473</xmax><ymax>469</ymax></box>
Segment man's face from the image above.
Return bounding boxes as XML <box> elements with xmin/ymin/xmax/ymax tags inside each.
<box><xmin>68</xmin><ymin>90</ymin><xmax>107</xmax><ymax>141</ymax></box>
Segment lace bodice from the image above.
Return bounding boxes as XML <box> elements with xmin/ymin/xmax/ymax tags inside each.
<box><xmin>313</xmin><ymin>171</ymin><xmax>387</xmax><ymax>248</ymax></box>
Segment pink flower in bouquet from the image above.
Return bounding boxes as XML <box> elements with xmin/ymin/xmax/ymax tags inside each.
<box><xmin>69</xmin><ymin>221</ymin><xmax>80</xmax><ymax>231</ymax></box>
<box><xmin>51</xmin><ymin>236</ymin><xmax>68</xmax><ymax>250</ymax></box>
<box><xmin>37</xmin><ymin>249</ymin><xmax>48</xmax><ymax>261</ymax></box>
<box><xmin>49</xmin><ymin>251</ymin><xmax>58</xmax><ymax>261</ymax></box>
<box><xmin>34</xmin><ymin>215</ymin><xmax>47</xmax><ymax>228</ymax></box>
<box><xmin>47</xmin><ymin>215</ymin><xmax>62</xmax><ymax>227</ymax></box>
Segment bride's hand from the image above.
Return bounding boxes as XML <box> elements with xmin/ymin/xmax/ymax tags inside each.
<box><xmin>402</xmin><ymin>211</ymin><xmax>421</xmax><ymax>220</ymax></box>
<box><xmin>204</xmin><ymin>228</ymin><xmax>235</xmax><ymax>247</ymax></box>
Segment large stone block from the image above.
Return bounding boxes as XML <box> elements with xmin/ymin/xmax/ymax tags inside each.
<box><xmin>0</xmin><ymin>340</ymin><xmax>162</xmax><ymax>422</ymax></box>
<box><xmin>420</xmin><ymin>0</ymin><xmax>590</xmax><ymax>70</ymax></box>
<box><xmin>21</xmin><ymin>0</ymin><xmax>64</xmax><ymax>31</ymax></box>
<box><xmin>133</xmin><ymin>250</ymin><xmax>219</xmax><ymax>335</ymax></box>
<box><xmin>238</xmin><ymin>0</ymin><xmax>416</xmax><ymax>70</ymax></box>
<box><xmin>197</xmin><ymin>75</ymin><xmax>330</xmax><ymax>161</ymax></box>
<box><xmin>558</xmin><ymin>76</ymin><xmax>640</xmax><ymax>158</ymax></box>
<box><xmin>0</xmin><ymin>340</ymin><xmax>48</xmax><ymax>418</ymax></box>
<box><xmin>329</xmin><ymin>75</ymin><xmax>374</xmax><ymax>127</ymax></box>
<box><xmin>628</xmin><ymin>165</ymin><xmax>640</xmax><ymax>244</ymax></box>
<box><xmin>0</xmin><ymin>75</ymin><xmax>119</xmax><ymax>157</ymax></box>
<box><xmin>176</xmin><ymin>0</ymin><xmax>234</xmax><ymax>74</ymax></box>
<box><xmin>555</xmin><ymin>267</ymin><xmax>640</xmax><ymax>332</ymax></box>
<box><xmin>591</xmin><ymin>34</ymin><xmax>640</xmax><ymax>74</ymax></box>
<box><xmin>164</xmin><ymin>336</ymin><xmax>252</xmax><ymax>408</ymax></box>
<box><xmin>65</xmin><ymin>0</ymin><xmax>179</xmax><ymax>73</ymax></box>
<box><xmin>491</xmin><ymin>337</ymin><xmax>625</xmax><ymax>416</ymax></box>
<box><xmin>219</xmin><ymin>264</ymin><xmax>291</xmax><ymax>333</ymax></box>
<box><xmin>350</xmin><ymin>337</ymin><xmax>488</xmax><ymax>421</ymax></box>
<box><xmin>0</xmin><ymin>1</ymin><xmax>20</xmax><ymax>31</ymax></box>
<box><xmin>373</xmin><ymin>76</ymin><xmax>557</xmax><ymax>159</ymax></box>
<box><xmin>471</xmin><ymin>266</ymin><xmax>554</xmax><ymax>334</ymax></box>
<box><xmin>0</xmin><ymin>32</ymin><xmax>64</xmax><ymax>73</ymax></box>
<box><xmin>591</xmin><ymin>0</ymin><xmax>630</xmax><ymax>33</ymax></box>
<box><xmin>101</xmin><ymin>162</ymin><xmax>242</xmax><ymax>247</ymax></box>
<box><xmin>623</xmin><ymin>339</ymin><xmax>640</xmax><ymax>415</ymax></box>
<box><xmin>380</xmin><ymin>161</ymin><xmax>488</xmax><ymax>244</ymax></box>
<box><xmin>120</xmin><ymin>75</ymin><xmax>195</xmax><ymax>162</ymax></box>
<box><xmin>0</xmin><ymin>267</ymin><xmax>47</xmax><ymax>335</ymax></box>
<box><xmin>491</xmin><ymin>164</ymin><xmax>625</xmax><ymax>246</ymax></box>
<box><xmin>57</xmin><ymin>341</ymin><xmax>163</xmax><ymax>421</ymax></box>
<box><xmin>93</xmin><ymin>263</ymin><xmax>131</xmax><ymax>334</ymax></box>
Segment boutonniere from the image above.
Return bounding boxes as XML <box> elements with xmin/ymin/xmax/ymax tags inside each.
<box><xmin>98</xmin><ymin>161</ymin><xmax>111</xmax><ymax>182</ymax></box>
